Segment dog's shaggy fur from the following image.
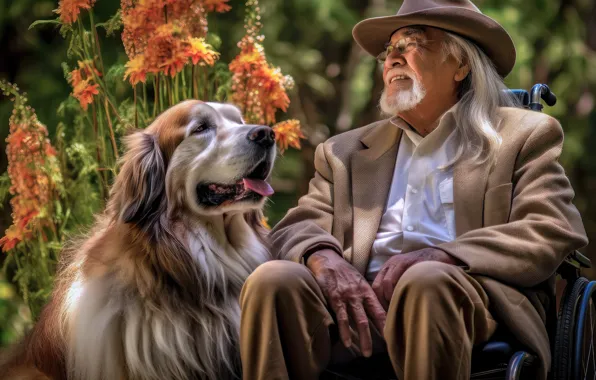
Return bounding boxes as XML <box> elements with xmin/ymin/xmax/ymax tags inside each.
<box><xmin>1</xmin><ymin>101</ymin><xmax>276</xmax><ymax>380</ymax></box>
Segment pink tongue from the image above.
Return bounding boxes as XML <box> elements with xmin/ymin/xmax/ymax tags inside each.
<box><xmin>243</xmin><ymin>178</ymin><xmax>274</xmax><ymax>196</ymax></box>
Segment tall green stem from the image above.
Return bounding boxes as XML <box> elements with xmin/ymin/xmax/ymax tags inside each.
<box><xmin>174</xmin><ymin>72</ymin><xmax>180</xmax><ymax>104</ymax></box>
<box><xmin>103</xmin><ymin>98</ymin><xmax>119</xmax><ymax>161</ymax></box>
<box><xmin>89</xmin><ymin>11</ymin><xmax>105</xmax><ymax>74</ymax></box>
<box><xmin>192</xmin><ymin>65</ymin><xmax>197</xmax><ymax>99</ymax></box>
<box><xmin>134</xmin><ymin>84</ymin><xmax>138</xmax><ymax>128</ymax></box>
<box><xmin>143</xmin><ymin>82</ymin><xmax>148</xmax><ymax>114</ymax></box>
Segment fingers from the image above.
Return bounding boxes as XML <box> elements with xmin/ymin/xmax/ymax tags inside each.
<box><xmin>349</xmin><ymin>301</ymin><xmax>373</xmax><ymax>357</ymax></box>
<box><xmin>331</xmin><ymin>298</ymin><xmax>352</xmax><ymax>348</ymax></box>
<box><xmin>362</xmin><ymin>292</ymin><xmax>387</xmax><ymax>334</ymax></box>
<box><xmin>383</xmin><ymin>266</ymin><xmax>397</xmax><ymax>303</ymax></box>
<box><xmin>372</xmin><ymin>267</ymin><xmax>389</xmax><ymax>310</ymax></box>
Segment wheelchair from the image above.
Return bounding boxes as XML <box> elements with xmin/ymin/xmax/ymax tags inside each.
<box><xmin>321</xmin><ymin>84</ymin><xmax>596</xmax><ymax>380</ymax></box>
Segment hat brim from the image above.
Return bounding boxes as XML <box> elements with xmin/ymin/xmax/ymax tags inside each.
<box><xmin>352</xmin><ymin>8</ymin><xmax>516</xmax><ymax>77</ymax></box>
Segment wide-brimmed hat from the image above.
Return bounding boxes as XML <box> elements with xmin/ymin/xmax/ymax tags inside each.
<box><xmin>352</xmin><ymin>0</ymin><xmax>516</xmax><ymax>77</ymax></box>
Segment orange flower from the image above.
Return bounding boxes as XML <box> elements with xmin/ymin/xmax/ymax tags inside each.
<box><xmin>185</xmin><ymin>37</ymin><xmax>219</xmax><ymax>66</ymax></box>
<box><xmin>272</xmin><ymin>119</ymin><xmax>305</xmax><ymax>153</ymax></box>
<box><xmin>143</xmin><ymin>23</ymin><xmax>188</xmax><ymax>77</ymax></box>
<box><xmin>69</xmin><ymin>60</ymin><xmax>101</xmax><ymax>88</ymax></box>
<box><xmin>68</xmin><ymin>60</ymin><xmax>101</xmax><ymax>109</ymax></box>
<box><xmin>229</xmin><ymin>37</ymin><xmax>293</xmax><ymax>125</ymax></box>
<box><xmin>121</xmin><ymin>0</ymin><xmax>209</xmax><ymax>60</ymax></box>
<box><xmin>0</xmin><ymin>226</ymin><xmax>23</xmax><ymax>252</ymax></box>
<box><xmin>124</xmin><ymin>54</ymin><xmax>148</xmax><ymax>85</ymax></box>
<box><xmin>55</xmin><ymin>0</ymin><xmax>96</xmax><ymax>25</ymax></box>
<box><xmin>121</xmin><ymin>0</ymin><xmax>222</xmax><ymax>84</ymax></box>
<box><xmin>0</xmin><ymin>81</ymin><xmax>63</xmax><ymax>252</ymax></box>
<box><xmin>202</xmin><ymin>0</ymin><xmax>231</xmax><ymax>13</ymax></box>
<box><xmin>72</xmin><ymin>80</ymin><xmax>99</xmax><ymax>110</ymax></box>
<box><xmin>121</xmin><ymin>0</ymin><xmax>164</xmax><ymax>58</ymax></box>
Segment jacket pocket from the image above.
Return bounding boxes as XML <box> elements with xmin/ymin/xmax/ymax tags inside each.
<box><xmin>483</xmin><ymin>183</ymin><xmax>513</xmax><ymax>227</ymax></box>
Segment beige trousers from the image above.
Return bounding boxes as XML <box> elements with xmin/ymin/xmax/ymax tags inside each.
<box><xmin>239</xmin><ymin>260</ymin><xmax>497</xmax><ymax>380</ymax></box>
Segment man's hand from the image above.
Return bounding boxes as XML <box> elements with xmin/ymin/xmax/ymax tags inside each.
<box><xmin>307</xmin><ymin>249</ymin><xmax>387</xmax><ymax>357</ymax></box>
<box><xmin>372</xmin><ymin>247</ymin><xmax>462</xmax><ymax>309</ymax></box>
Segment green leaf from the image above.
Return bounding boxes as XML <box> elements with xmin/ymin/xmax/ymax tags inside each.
<box><xmin>105</xmin><ymin>64</ymin><xmax>126</xmax><ymax>88</ymax></box>
<box><xmin>206</xmin><ymin>33</ymin><xmax>222</xmax><ymax>51</ymax></box>
<box><xmin>66</xmin><ymin>33</ymin><xmax>83</xmax><ymax>59</ymax></box>
<box><xmin>29</xmin><ymin>18</ymin><xmax>61</xmax><ymax>30</ymax></box>
<box><xmin>61</xmin><ymin>62</ymin><xmax>71</xmax><ymax>81</ymax></box>
<box><xmin>96</xmin><ymin>10</ymin><xmax>122</xmax><ymax>37</ymax></box>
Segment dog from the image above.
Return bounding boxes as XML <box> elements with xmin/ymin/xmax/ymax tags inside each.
<box><xmin>1</xmin><ymin>100</ymin><xmax>276</xmax><ymax>380</ymax></box>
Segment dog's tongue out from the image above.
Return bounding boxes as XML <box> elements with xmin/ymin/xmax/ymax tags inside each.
<box><xmin>243</xmin><ymin>178</ymin><xmax>274</xmax><ymax>196</ymax></box>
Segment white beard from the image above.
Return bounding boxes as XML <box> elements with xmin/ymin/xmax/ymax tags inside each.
<box><xmin>379</xmin><ymin>76</ymin><xmax>426</xmax><ymax>115</ymax></box>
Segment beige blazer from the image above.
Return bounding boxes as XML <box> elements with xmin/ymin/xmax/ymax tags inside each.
<box><xmin>270</xmin><ymin>107</ymin><xmax>588</xmax><ymax>379</ymax></box>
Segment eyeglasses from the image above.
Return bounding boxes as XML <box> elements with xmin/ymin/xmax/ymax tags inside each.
<box><xmin>376</xmin><ymin>36</ymin><xmax>428</xmax><ymax>63</ymax></box>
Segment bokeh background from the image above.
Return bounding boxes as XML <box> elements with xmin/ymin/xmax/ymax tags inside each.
<box><xmin>0</xmin><ymin>0</ymin><xmax>595</xmax><ymax>346</ymax></box>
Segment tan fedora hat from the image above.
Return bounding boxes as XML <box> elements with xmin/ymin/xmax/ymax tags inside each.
<box><xmin>352</xmin><ymin>0</ymin><xmax>516</xmax><ymax>77</ymax></box>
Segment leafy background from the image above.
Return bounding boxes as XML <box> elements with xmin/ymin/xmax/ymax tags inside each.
<box><xmin>0</xmin><ymin>0</ymin><xmax>595</xmax><ymax>346</ymax></box>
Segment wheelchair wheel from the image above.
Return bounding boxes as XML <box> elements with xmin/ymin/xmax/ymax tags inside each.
<box><xmin>573</xmin><ymin>280</ymin><xmax>596</xmax><ymax>380</ymax></box>
<box><xmin>553</xmin><ymin>277</ymin><xmax>596</xmax><ymax>380</ymax></box>
<box><xmin>553</xmin><ymin>277</ymin><xmax>588</xmax><ymax>379</ymax></box>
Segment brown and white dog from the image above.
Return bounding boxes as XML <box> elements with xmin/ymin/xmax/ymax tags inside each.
<box><xmin>1</xmin><ymin>101</ymin><xmax>276</xmax><ymax>380</ymax></box>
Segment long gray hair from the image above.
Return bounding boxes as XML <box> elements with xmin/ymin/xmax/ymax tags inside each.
<box><xmin>442</xmin><ymin>32</ymin><xmax>519</xmax><ymax>166</ymax></box>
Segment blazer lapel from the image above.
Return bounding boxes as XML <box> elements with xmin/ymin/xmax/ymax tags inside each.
<box><xmin>351</xmin><ymin>122</ymin><xmax>402</xmax><ymax>274</ymax></box>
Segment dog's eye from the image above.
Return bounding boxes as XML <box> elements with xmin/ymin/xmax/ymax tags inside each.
<box><xmin>192</xmin><ymin>123</ymin><xmax>210</xmax><ymax>135</ymax></box>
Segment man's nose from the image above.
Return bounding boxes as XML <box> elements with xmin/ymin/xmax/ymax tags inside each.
<box><xmin>385</xmin><ymin>50</ymin><xmax>406</xmax><ymax>69</ymax></box>
<box><xmin>247</xmin><ymin>126</ymin><xmax>275</xmax><ymax>148</ymax></box>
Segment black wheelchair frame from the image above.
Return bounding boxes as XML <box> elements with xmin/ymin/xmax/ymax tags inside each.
<box><xmin>321</xmin><ymin>84</ymin><xmax>596</xmax><ymax>380</ymax></box>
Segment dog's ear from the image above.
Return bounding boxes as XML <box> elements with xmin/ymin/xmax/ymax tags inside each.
<box><xmin>111</xmin><ymin>132</ymin><xmax>166</xmax><ymax>230</ymax></box>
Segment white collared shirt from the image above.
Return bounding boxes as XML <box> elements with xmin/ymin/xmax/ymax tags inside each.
<box><xmin>366</xmin><ymin>110</ymin><xmax>459</xmax><ymax>282</ymax></box>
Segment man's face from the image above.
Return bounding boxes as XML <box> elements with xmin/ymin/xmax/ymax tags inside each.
<box><xmin>380</xmin><ymin>26</ymin><xmax>463</xmax><ymax>115</ymax></box>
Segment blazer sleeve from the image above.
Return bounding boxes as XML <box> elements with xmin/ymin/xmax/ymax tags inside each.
<box><xmin>270</xmin><ymin>142</ymin><xmax>343</xmax><ymax>263</ymax></box>
<box><xmin>438</xmin><ymin>117</ymin><xmax>588</xmax><ymax>288</ymax></box>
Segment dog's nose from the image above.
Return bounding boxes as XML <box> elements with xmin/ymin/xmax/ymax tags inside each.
<box><xmin>247</xmin><ymin>126</ymin><xmax>275</xmax><ymax>148</ymax></box>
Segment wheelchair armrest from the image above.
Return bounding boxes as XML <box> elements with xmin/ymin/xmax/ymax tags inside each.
<box><xmin>567</xmin><ymin>250</ymin><xmax>592</xmax><ymax>269</ymax></box>
<box><xmin>558</xmin><ymin>251</ymin><xmax>591</xmax><ymax>280</ymax></box>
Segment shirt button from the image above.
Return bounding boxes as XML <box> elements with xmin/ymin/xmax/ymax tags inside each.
<box><xmin>406</xmin><ymin>225</ymin><xmax>414</xmax><ymax>232</ymax></box>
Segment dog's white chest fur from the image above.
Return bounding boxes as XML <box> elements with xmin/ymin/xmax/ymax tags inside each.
<box><xmin>64</xmin><ymin>213</ymin><xmax>268</xmax><ymax>380</ymax></box>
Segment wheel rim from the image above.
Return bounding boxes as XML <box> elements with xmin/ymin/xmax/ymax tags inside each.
<box><xmin>574</xmin><ymin>281</ymin><xmax>596</xmax><ymax>380</ymax></box>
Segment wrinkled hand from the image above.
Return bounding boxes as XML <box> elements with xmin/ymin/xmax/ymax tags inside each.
<box><xmin>372</xmin><ymin>247</ymin><xmax>462</xmax><ymax>309</ymax></box>
<box><xmin>307</xmin><ymin>249</ymin><xmax>387</xmax><ymax>357</ymax></box>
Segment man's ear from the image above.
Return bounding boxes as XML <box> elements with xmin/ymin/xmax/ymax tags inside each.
<box><xmin>454</xmin><ymin>62</ymin><xmax>471</xmax><ymax>82</ymax></box>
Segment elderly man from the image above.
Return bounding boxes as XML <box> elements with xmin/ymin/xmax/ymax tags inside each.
<box><xmin>239</xmin><ymin>0</ymin><xmax>588</xmax><ymax>379</ymax></box>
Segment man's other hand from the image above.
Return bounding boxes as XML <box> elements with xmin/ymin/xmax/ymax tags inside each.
<box><xmin>372</xmin><ymin>247</ymin><xmax>461</xmax><ymax>309</ymax></box>
<box><xmin>307</xmin><ymin>249</ymin><xmax>387</xmax><ymax>358</ymax></box>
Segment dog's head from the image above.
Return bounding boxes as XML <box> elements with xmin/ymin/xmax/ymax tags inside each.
<box><xmin>109</xmin><ymin>100</ymin><xmax>276</xmax><ymax>229</ymax></box>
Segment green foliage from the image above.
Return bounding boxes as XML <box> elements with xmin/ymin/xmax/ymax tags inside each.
<box><xmin>96</xmin><ymin>10</ymin><xmax>122</xmax><ymax>37</ymax></box>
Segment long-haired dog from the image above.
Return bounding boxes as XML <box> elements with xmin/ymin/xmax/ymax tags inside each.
<box><xmin>1</xmin><ymin>100</ymin><xmax>276</xmax><ymax>380</ymax></box>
